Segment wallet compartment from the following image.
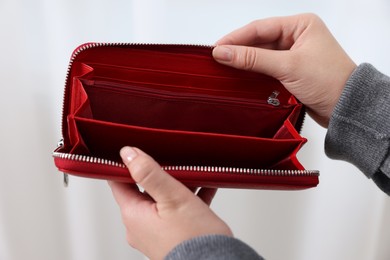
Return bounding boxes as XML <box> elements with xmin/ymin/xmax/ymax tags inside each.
<box><xmin>54</xmin><ymin>43</ymin><xmax>319</xmax><ymax>189</ymax></box>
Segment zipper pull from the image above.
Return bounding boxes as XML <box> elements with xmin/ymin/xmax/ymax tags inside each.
<box><xmin>56</xmin><ymin>139</ymin><xmax>69</xmax><ymax>187</ymax></box>
<box><xmin>57</xmin><ymin>138</ymin><xmax>64</xmax><ymax>148</ymax></box>
<box><xmin>267</xmin><ymin>91</ymin><xmax>280</xmax><ymax>106</ymax></box>
<box><xmin>63</xmin><ymin>173</ymin><xmax>69</xmax><ymax>187</ymax></box>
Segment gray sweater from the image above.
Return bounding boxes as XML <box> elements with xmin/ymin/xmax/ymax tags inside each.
<box><xmin>325</xmin><ymin>63</ymin><xmax>390</xmax><ymax>194</ymax></box>
<box><xmin>165</xmin><ymin>63</ymin><xmax>390</xmax><ymax>260</ymax></box>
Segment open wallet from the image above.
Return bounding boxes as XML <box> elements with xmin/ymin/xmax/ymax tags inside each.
<box><xmin>53</xmin><ymin>43</ymin><xmax>319</xmax><ymax>189</ymax></box>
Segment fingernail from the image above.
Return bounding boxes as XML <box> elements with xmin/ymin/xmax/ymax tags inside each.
<box><xmin>120</xmin><ymin>146</ymin><xmax>138</xmax><ymax>163</ymax></box>
<box><xmin>213</xmin><ymin>46</ymin><xmax>232</xmax><ymax>62</ymax></box>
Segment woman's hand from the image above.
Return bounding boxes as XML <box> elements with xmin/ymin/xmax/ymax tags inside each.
<box><xmin>109</xmin><ymin>147</ymin><xmax>233</xmax><ymax>260</ymax></box>
<box><xmin>213</xmin><ymin>13</ymin><xmax>357</xmax><ymax>127</ymax></box>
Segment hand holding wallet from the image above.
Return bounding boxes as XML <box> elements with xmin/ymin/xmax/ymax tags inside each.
<box><xmin>53</xmin><ymin>43</ymin><xmax>319</xmax><ymax>189</ymax></box>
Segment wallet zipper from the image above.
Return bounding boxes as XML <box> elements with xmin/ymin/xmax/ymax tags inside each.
<box><xmin>53</xmin><ymin>150</ymin><xmax>319</xmax><ymax>187</ymax></box>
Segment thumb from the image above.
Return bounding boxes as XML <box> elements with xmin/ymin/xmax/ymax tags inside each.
<box><xmin>212</xmin><ymin>45</ymin><xmax>288</xmax><ymax>79</ymax></box>
<box><xmin>120</xmin><ymin>146</ymin><xmax>193</xmax><ymax>204</ymax></box>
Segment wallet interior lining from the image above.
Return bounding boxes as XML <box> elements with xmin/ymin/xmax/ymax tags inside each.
<box><xmin>66</xmin><ymin>47</ymin><xmax>304</xmax><ymax>168</ymax></box>
<box><xmin>76</xmin><ymin>48</ymin><xmax>257</xmax><ymax>78</ymax></box>
<box><xmin>75</xmin><ymin>47</ymin><xmax>286</xmax><ymax>95</ymax></box>
<box><xmin>73</xmin><ymin>116</ymin><xmax>302</xmax><ymax>168</ymax></box>
<box><xmin>83</xmin><ymin>64</ymin><xmax>288</xmax><ymax>102</ymax></box>
<box><xmin>76</xmin><ymin>79</ymin><xmax>294</xmax><ymax>138</ymax></box>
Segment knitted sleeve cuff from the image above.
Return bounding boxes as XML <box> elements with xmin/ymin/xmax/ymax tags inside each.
<box><xmin>164</xmin><ymin>235</ymin><xmax>264</xmax><ymax>260</ymax></box>
<box><xmin>325</xmin><ymin>63</ymin><xmax>390</xmax><ymax>179</ymax></box>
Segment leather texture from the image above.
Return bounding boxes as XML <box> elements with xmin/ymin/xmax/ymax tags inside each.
<box><xmin>53</xmin><ymin>43</ymin><xmax>319</xmax><ymax>189</ymax></box>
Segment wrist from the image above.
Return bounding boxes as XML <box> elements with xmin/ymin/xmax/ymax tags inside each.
<box><xmin>322</xmin><ymin>62</ymin><xmax>357</xmax><ymax>128</ymax></box>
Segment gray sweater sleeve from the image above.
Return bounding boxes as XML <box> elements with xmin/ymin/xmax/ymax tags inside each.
<box><xmin>164</xmin><ymin>235</ymin><xmax>264</xmax><ymax>260</ymax></box>
<box><xmin>325</xmin><ymin>63</ymin><xmax>390</xmax><ymax>195</ymax></box>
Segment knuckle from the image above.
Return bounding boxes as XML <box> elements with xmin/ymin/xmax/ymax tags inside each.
<box><xmin>300</xmin><ymin>13</ymin><xmax>319</xmax><ymax>21</ymax></box>
<box><xmin>248</xmin><ymin>19</ymin><xmax>261</xmax><ymax>28</ymax></box>
<box><xmin>129</xmin><ymin>155</ymin><xmax>157</xmax><ymax>185</ymax></box>
<box><xmin>121</xmin><ymin>207</ymin><xmax>142</xmax><ymax>247</ymax></box>
<box><xmin>121</xmin><ymin>203</ymin><xmax>134</xmax><ymax>220</ymax></box>
<box><xmin>126</xmin><ymin>231</ymin><xmax>137</xmax><ymax>248</ymax></box>
<box><xmin>237</xmin><ymin>47</ymin><xmax>258</xmax><ymax>71</ymax></box>
<box><xmin>300</xmin><ymin>13</ymin><xmax>324</xmax><ymax>27</ymax></box>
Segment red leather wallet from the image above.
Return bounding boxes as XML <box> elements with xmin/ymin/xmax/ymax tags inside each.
<box><xmin>53</xmin><ymin>43</ymin><xmax>319</xmax><ymax>189</ymax></box>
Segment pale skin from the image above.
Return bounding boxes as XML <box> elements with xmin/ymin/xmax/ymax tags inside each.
<box><xmin>109</xmin><ymin>147</ymin><xmax>232</xmax><ymax>260</ymax></box>
<box><xmin>109</xmin><ymin>13</ymin><xmax>357</xmax><ymax>260</ymax></box>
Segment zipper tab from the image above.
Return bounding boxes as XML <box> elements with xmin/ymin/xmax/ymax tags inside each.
<box><xmin>56</xmin><ymin>139</ymin><xmax>69</xmax><ymax>187</ymax></box>
<box><xmin>57</xmin><ymin>138</ymin><xmax>64</xmax><ymax>148</ymax></box>
<box><xmin>63</xmin><ymin>173</ymin><xmax>69</xmax><ymax>187</ymax></box>
<box><xmin>267</xmin><ymin>90</ymin><xmax>280</xmax><ymax>106</ymax></box>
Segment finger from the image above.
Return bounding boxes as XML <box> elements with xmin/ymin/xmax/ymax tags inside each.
<box><xmin>120</xmin><ymin>147</ymin><xmax>194</xmax><ymax>205</ymax></box>
<box><xmin>197</xmin><ymin>188</ymin><xmax>218</xmax><ymax>206</ymax></box>
<box><xmin>216</xmin><ymin>15</ymin><xmax>308</xmax><ymax>50</ymax></box>
<box><xmin>108</xmin><ymin>181</ymin><xmax>144</xmax><ymax>208</ymax></box>
<box><xmin>212</xmin><ymin>45</ymin><xmax>290</xmax><ymax>79</ymax></box>
<box><xmin>216</xmin><ymin>18</ymin><xmax>285</xmax><ymax>47</ymax></box>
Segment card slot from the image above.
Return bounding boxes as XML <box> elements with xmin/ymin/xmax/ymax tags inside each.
<box><xmin>81</xmin><ymin>81</ymin><xmax>294</xmax><ymax>138</ymax></box>
<box><xmin>82</xmin><ymin>78</ymin><xmax>277</xmax><ymax>107</ymax></box>
<box><xmin>80</xmin><ymin>47</ymin><xmax>265</xmax><ymax>81</ymax></box>
<box><xmin>90</xmin><ymin>76</ymin><xmax>241</xmax><ymax>97</ymax></box>
<box><xmin>86</xmin><ymin>74</ymin><xmax>274</xmax><ymax>102</ymax></box>
<box><xmin>82</xmin><ymin>63</ymin><xmax>285</xmax><ymax>102</ymax></box>
<box><xmin>74</xmin><ymin>117</ymin><xmax>303</xmax><ymax>169</ymax></box>
<box><xmin>86</xmin><ymin>61</ymin><xmax>274</xmax><ymax>82</ymax></box>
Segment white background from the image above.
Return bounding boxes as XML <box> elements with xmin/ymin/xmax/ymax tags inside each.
<box><xmin>0</xmin><ymin>0</ymin><xmax>389</xmax><ymax>259</ymax></box>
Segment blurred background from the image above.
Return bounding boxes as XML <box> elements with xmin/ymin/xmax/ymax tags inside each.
<box><xmin>0</xmin><ymin>0</ymin><xmax>389</xmax><ymax>259</ymax></box>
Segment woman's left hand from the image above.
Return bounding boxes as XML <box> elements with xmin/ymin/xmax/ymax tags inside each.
<box><xmin>109</xmin><ymin>146</ymin><xmax>233</xmax><ymax>260</ymax></box>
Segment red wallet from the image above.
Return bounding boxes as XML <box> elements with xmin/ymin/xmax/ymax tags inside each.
<box><xmin>53</xmin><ymin>43</ymin><xmax>319</xmax><ymax>189</ymax></box>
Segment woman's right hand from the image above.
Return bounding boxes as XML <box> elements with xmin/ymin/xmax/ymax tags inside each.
<box><xmin>213</xmin><ymin>13</ymin><xmax>357</xmax><ymax>127</ymax></box>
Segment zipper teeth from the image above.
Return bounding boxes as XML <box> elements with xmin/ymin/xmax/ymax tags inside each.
<box><xmin>53</xmin><ymin>151</ymin><xmax>126</xmax><ymax>168</ymax></box>
<box><xmin>53</xmin><ymin>152</ymin><xmax>319</xmax><ymax>176</ymax></box>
